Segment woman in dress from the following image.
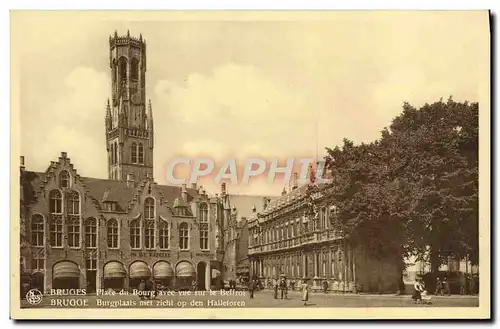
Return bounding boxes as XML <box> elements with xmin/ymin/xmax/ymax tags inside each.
<box><xmin>301</xmin><ymin>279</ymin><xmax>310</xmax><ymax>306</ymax></box>
<box><xmin>411</xmin><ymin>279</ymin><xmax>423</xmax><ymax>304</ymax></box>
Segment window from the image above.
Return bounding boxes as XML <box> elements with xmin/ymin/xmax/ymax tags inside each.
<box><xmin>85</xmin><ymin>218</ymin><xmax>97</xmax><ymax>248</ymax></box>
<box><xmin>67</xmin><ymin>218</ymin><xmax>80</xmax><ymax>248</ymax></box>
<box><xmin>131</xmin><ymin>142</ymin><xmax>137</xmax><ymax>163</ymax></box>
<box><xmin>138</xmin><ymin>143</ymin><xmax>144</xmax><ymax>164</ymax></box>
<box><xmin>59</xmin><ymin>171</ymin><xmax>69</xmax><ymax>188</ymax></box>
<box><xmin>321</xmin><ymin>207</ymin><xmax>328</xmax><ymax>229</ymax></box>
<box><xmin>114</xmin><ymin>142</ymin><xmax>118</xmax><ymax>165</ymax></box>
<box><xmin>107</xmin><ymin>219</ymin><xmax>119</xmax><ymax>248</ymax></box>
<box><xmin>50</xmin><ymin>219</ymin><xmax>63</xmax><ymax>247</ymax></box>
<box><xmin>31</xmin><ymin>215</ymin><xmax>44</xmax><ymax>247</ymax></box>
<box><xmin>49</xmin><ymin>190</ymin><xmax>62</xmax><ymax>214</ymax></box>
<box><xmin>145</xmin><ymin>220</ymin><xmax>155</xmax><ymax>249</ymax></box>
<box><xmin>66</xmin><ymin>191</ymin><xmax>80</xmax><ymax>215</ymax></box>
<box><xmin>131</xmin><ymin>58</ymin><xmax>139</xmax><ymax>80</ymax></box>
<box><xmin>179</xmin><ymin>222</ymin><xmax>189</xmax><ymax>250</ymax></box>
<box><xmin>199</xmin><ymin>203</ymin><xmax>208</xmax><ymax>223</ymax></box>
<box><xmin>159</xmin><ymin>221</ymin><xmax>169</xmax><ymax>249</ymax></box>
<box><xmin>200</xmin><ymin>224</ymin><xmax>209</xmax><ymax>250</ymax></box>
<box><xmin>144</xmin><ymin>198</ymin><xmax>154</xmax><ymax>220</ymax></box>
<box><xmin>130</xmin><ymin>220</ymin><xmax>140</xmax><ymax>249</ymax></box>
<box><xmin>86</xmin><ymin>255</ymin><xmax>97</xmax><ymax>270</ymax></box>
<box><xmin>31</xmin><ymin>255</ymin><xmax>44</xmax><ymax>271</ymax></box>
<box><xmin>110</xmin><ymin>143</ymin><xmax>115</xmax><ymax>165</ymax></box>
<box><xmin>119</xmin><ymin>57</ymin><xmax>127</xmax><ymax>80</ymax></box>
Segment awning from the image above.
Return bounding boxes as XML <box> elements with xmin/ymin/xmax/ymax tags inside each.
<box><xmin>153</xmin><ymin>261</ymin><xmax>174</xmax><ymax>278</ymax></box>
<box><xmin>175</xmin><ymin>261</ymin><xmax>195</xmax><ymax>277</ymax></box>
<box><xmin>129</xmin><ymin>261</ymin><xmax>151</xmax><ymax>279</ymax></box>
<box><xmin>53</xmin><ymin>261</ymin><xmax>80</xmax><ymax>279</ymax></box>
<box><xmin>212</xmin><ymin>269</ymin><xmax>221</xmax><ymax>277</ymax></box>
<box><xmin>104</xmin><ymin>261</ymin><xmax>126</xmax><ymax>279</ymax></box>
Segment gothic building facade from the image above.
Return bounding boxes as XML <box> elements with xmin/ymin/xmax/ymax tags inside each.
<box><xmin>19</xmin><ymin>32</ymin><xmax>234</xmax><ymax>294</ymax></box>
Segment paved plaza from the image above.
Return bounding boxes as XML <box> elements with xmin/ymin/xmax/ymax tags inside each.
<box><xmin>21</xmin><ymin>289</ymin><xmax>479</xmax><ymax>309</ymax></box>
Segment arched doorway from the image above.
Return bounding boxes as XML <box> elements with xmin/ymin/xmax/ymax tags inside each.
<box><xmin>197</xmin><ymin>262</ymin><xmax>206</xmax><ymax>290</ymax></box>
<box><xmin>129</xmin><ymin>261</ymin><xmax>151</xmax><ymax>290</ymax></box>
<box><xmin>103</xmin><ymin>261</ymin><xmax>126</xmax><ymax>291</ymax></box>
<box><xmin>52</xmin><ymin>261</ymin><xmax>80</xmax><ymax>289</ymax></box>
<box><xmin>175</xmin><ymin>261</ymin><xmax>195</xmax><ymax>291</ymax></box>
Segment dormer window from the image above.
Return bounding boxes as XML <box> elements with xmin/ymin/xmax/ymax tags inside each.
<box><xmin>59</xmin><ymin>171</ymin><xmax>70</xmax><ymax>188</ymax></box>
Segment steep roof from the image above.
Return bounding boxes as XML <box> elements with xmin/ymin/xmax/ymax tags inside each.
<box><xmin>228</xmin><ymin>194</ymin><xmax>278</xmax><ymax>221</ymax></box>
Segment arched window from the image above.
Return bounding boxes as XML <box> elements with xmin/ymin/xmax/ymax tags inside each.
<box><xmin>50</xmin><ymin>219</ymin><xmax>63</xmax><ymax>247</ymax></box>
<box><xmin>119</xmin><ymin>57</ymin><xmax>127</xmax><ymax>80</ymax></box>
<box><xmin>179</xmin><ymin>222</ymin><xmax>189</xmax><ymax>250</ymax></box>
<box><xmin>67</xmin><ymin>217</ymin><xmax>80</xmax><ymax>248</ymax></box>
<box><xmin>145</xmin><ymin>220</ymin><xmax>155</xmax><ymax>250</ymax></box>
<box><xmin>131</xmin><ymin>58</ymin><xmax>139</xmax><ymax>80</ymax></box>
<box><xmin>107</xmin><ymin>218</ymin><xmax>119</xmax><ymax>248</ymax></box>
<box><xmin>66</xmin><ymin>191</ymin><xmax>80</xmax><ymax>215</ymax></box>
<box><xmin>130</xmin><ymin>219</ymin><xmax>140</xmax><ymax>249</ymax></box>
<box><xmin>110</xmin><ymin>143</ymin><xmax>115</xmax><ymax>165</ymax></box>
<box><xmin>49</xmin><ymin>190</ymin><xmax>62</xmax><ymax>214</ymax></box>
<box><xmin>199</xmin><ymin>225</ymin><xmax>209</xmax><ymax>250</ymax></box>
<box><xmin>138</xmin><ymin>143</ymin><xmax>144</xmax><ymax>164</ymax></box>
<box><xmin>144</xmin><ymin>198</ymin><xmax>154</xmax><ymax>220</ymax></box>
<box><xmin>31</xmin><ymin>215</ymin><xmax>44</xmax><ymax>247</ymax></box>
<box><xmin>159</xmin><ymin>221</ymin><xmax>169</xmax><ymax>249</ymax></box>
<box><xmin>59</xmin><ymin>170</ymin><xmax>70</xmax><ymax>188</ymax></box>
<box><xmin>199</xmin><ymin>203</ymin><xmax>208</xmax><ymax>223</ymax></box>
<box><xmin>85</xmin><ymin>218</ymin><xmax>97</xmax><ymax>248</ymax></box>
<box><xmin>131</xmin><ymin>142</ymin><xmax>137</xmax><ymax>164</ymax></box>
<box><xmin>114</xmin><ymin>142</ymin><xmax>118</xmax><ymax>165</ymax></box>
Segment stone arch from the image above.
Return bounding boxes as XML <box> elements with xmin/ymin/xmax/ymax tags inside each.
<box><xmin>52</xmin><ymin>260</ymin><xmax>80</xmax><ymax>289</ymax></box>
<box><xmin>175</xmin><ymin>260</ymin><xmax>195</xmax><ymax>291</ymax></box>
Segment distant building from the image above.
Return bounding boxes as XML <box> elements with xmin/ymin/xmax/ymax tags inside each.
<box><xmin>247</xmin><ymin>182</ymin><xmax>401</xmax><ymax>293</ymax></box>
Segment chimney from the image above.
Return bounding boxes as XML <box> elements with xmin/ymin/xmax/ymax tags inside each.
<box><xmin>292</xmin><ymin>172</ymin><xmax>298</xmax><ymax>190</ymax></box>
<box><xmin>20</xmin><ymin>156</ymin><xmax>25</xmax><ymax>172</ymax></box>
<box><xmin>281</xmin><ymin>187</ymin><xmax>287</xmax><ymax>196</ymax></box>
<box><xmin>252</xmin><ymin>205</ymin><xmax>256</xmax><ymax>213</ymax></box>
<box><xmin>181</xmin><ymin>184</ymin><xmax>188</xmax><ymax>202</ymax></box>
<box><xmin>221</xmin><ymin>182</ymin><xmax>227</xmax><ymax>196</ymax></box>
<box><xmin>263</xmin><ymin>197</ymin><xmax>268</xmax><ymax>210</ymax></box>
<box><xmin>126</xmin><ymin>173</ymin><xmax>135</xmax><ymax>188</ymax></box>
<box><xmin>61</xmin><ymin>152</ymin><xmax>67</xmax><ymax>158</ymax></box>
<box><xmin>191</xmin><ymin>182</ymin><xmax>197</xmax><ymax>189</ymax></box>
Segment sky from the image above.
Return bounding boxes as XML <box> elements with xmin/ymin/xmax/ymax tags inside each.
<box><xmin>14</xmin><ymin>11</ymin><xmax>489</xmax><ymax>196</ymax></box>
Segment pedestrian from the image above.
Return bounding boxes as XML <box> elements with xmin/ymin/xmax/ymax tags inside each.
<box><xmin>442</xmin><ymin>277</ymin><xmax>451</xmax><ymax>296</ymax></box>
<box><xmin>435</xmin><ymin>278</ymin><xmax>443</xmax><ymax>296</ymax></box>
<box><xmin>280</xmin><ymin>278</ymin><xmax>287</xmax><ymax>299</ymax></box>
<box><xmin>248</xmin><ymin>279</ymin><xmax>255</xmax><ymax>299</ymax></box>
<box><xmin>138</xmin><ymin>279</ymin><xmax>146</xmax><ymax>300</ymax></box>
<box><xmin>459</xmin><ymin>273</ymin><xmax>466</xmax><ymax>295</ymax></box>
<box><xmin>301</xmin><ymin>279</ymin><xmax>310</xmax><ymax>306</ymax></box>
<box><xmin>411</xmin><ymin>279</ymin><xmax>423</xmax><ymax>304</ymax></box>
<box><xmin>323</xmin><ymin>280</ymin><xmax>329</xmax><ymax>294</ymax></box>
<box><xmin>273</xmin><ymin>279</ymin><xmax>279</xmax><ymax>299</ymax></box>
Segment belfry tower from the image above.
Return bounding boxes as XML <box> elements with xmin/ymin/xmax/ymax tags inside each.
<box><xmin>105</xmin><ymin>30</ymin><xmax>154</xmax><ymax>182</ymax></box>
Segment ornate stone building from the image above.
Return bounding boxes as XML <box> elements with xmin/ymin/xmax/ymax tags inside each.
<box><xmin>247</xmin><ymin>182</ymin><xmax>401</xmax><ymax>293</ymax></box>
<box><xmin>19</xmin><ymin>32</ymin><xmax>235</xmax><ymax>294</ymax></box>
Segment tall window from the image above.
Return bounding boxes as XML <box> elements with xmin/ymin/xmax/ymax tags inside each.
<box><xmin>131</xmin><ymin>58</ymin><xmax>139</xmax><ymax>80</ymax></box>
<box><xmin>49</xmin><ymin>190</ymin><xmax>62</xmax><ymax>214</ymax></box>
<box><xmin>31</xmin><ymin>215</ymin><xmax>44</xmax><ymax>247</ymax></box>
<box><xmin>50</xmin><ymin>219</ymin><xmax>63</xmax><ymax>247</ymax></box>
<box><xmin>179</xmin><ymin>222</ymin><xmax>189</xmax><ymax>250</ymax></box>
<box><xmin>86</xmin><ymin>254</ymin><xmax>97</xmax><ymax>270</ymax></box>
<box><xmin>200</xmin><ymin>225</ymin><xmax>209</xmax><ymax>250</ymax></box>
<box><xmin>199</xmin><ymin>203</ymin><xmax>208</xmax><ymax>223</ymax></box>
<box><xmin>110</xmin><ymin>143</ymin><xmax>115</xmax><ymax>165</ymax></box>
<box><xmin>138</xmin><ymin>143</ymin><xmax>144</xmax><ymax>164</ymax></box>
<box><xmin>66</xmin><ymin>191</ymin><xmax>80</xmax><ymax>215</ymax></box>
<box><xmin>59</xmin><ymin>171</ymin><xmax>69</xmax><ymax>188</ymax></box>
<box><xmin>107</xmin><ymin>218</ymin><xmax>119</xmax><ymax>248</ymax></box>
<box><xmin>119</xmin><ymin>57</ymin><xmax>127</xmax><ymax>80</ymax></box>
<box><xmin>85</xmin><ymin>218</ymin><xmax>97</xmax><ymax>248</ymax></box>
<box><xmin>144</xmin><ymin>198</ymin><xmax>154</xmax><ymax>220</ymax></box>
<box><xmin>130</xmin><ymin>220</ymin><xmax>140</xmax><ymax>249</ymax></box>
<box><xmin>159</xmin><ymin>221</ymin><xmax>169</xmax><ymax>249</ymax></box>
<box><xmin>114</xmin><ymin>142</ymin><xmax>118</xmax><ymax>165</ymax></box>
<box><xmin>321</xmin><ymin>207</ymin><xmax>328</xmax><ymax>229</ymax></box>
<box><xmin>145</xmin><ymin>220</ymin><xmax>155</xmax><ymax>249</ymax></box>
<box><xmin>31</xmin><ymin>254</ymin><xmax>44</xmax><ymax>271</ymax></box>
<box><xmin>67</xmin><ymin>218</ymin><xmax>80</xmax><ymax>247</ymax></box>
<box><xmin>131</xmin><ymin>142</ymin><xmax>137</xmax><ymax>163</ymax></box>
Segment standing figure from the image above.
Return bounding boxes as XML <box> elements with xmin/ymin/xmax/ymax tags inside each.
<box><xmin>435</xmin><ymin>278</ymin><xmax>443</xmax><ymax>296</ymax></box>
<box><xmin>280</xmin><ymin>278</ymin><xmax>288</xmax><ymax>299</ymax></box>
<box><xmin>301</xmin><ymin>279</ymin><xmax>310</xmax><ymax>306</ymax></box>
<box><xmin>138</xmin><ymin>279</ymin><xmax>146</xmax><ymax>300</ymax></box>
<box><xmin>323</xmin><ymin>280</ymin><xmax>329</xmax><ymax>294</ymax></box>
<box><xmin>248</xmin><ymin>279</ymin><xmax>255</xmax><ymax>299</ymax></box>
<box><xmin>273</xmin><ymin>280</ymin><xmax>279</xmax><ymax>299</ymax></box>
<box><xmin>442</xmin><ymin>277</ymin><xmax>451</xmax><ymax>296</ymax></box>
<box><xmin>411</xmin><ymin>279</ymin><xmax>423</xmax><ymax>304</ymax></box>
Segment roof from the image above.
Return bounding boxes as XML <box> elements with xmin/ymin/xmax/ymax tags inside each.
<box><xmin>228</xmin><ymin>194</ymin><xmax>278</xmax><ymax>221</ymax></box>
<box><xmin>22</xmin><ymin>170</ymin><xmax>198</xmax><ymax>212</ymax></box>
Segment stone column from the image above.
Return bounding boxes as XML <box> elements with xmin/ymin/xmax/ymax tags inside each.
<box><xmin>205</xmin><ymin>262</ymin><xmax>211</xmax><ymax>291</ymax></box>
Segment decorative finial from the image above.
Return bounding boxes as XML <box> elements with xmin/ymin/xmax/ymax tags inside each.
<box><xmin>114</xmin><ymin>30</ymin><xmax>118</xmax><ymax>38</ymax></box>
<box><xmin>107</xmin><ymin>98</ymin><xmax>110</xmax><ymax>107</ymax></box>
<box><xmin>139</xmin><ymin>33</ymin><xmax>143</xmax><ymax>41</ymax></box>
<box><xmin>127</xmin><ymin>30</ymin><xmax>130</xmax><ymax>37</ymax></box>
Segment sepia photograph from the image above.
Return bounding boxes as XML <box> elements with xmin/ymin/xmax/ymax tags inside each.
<box><xmin>10</xmin><ymin>10</ymin><xmax>490</xmax><ymax>319</ymax></box>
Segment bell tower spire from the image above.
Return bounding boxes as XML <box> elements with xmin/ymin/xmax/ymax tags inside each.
<box><xmin>105</xmin><ymin>31</ymin><xmax>153</xmax><ymax>182</ymax></box>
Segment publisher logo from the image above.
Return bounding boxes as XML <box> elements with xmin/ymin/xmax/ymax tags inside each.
<box><xmin>26</xmin><ymin>289</ymin><xmax>43</xmax><ymax>305</ymax></box>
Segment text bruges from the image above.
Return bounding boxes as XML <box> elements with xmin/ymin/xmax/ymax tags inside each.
<box><xmin>49</xmin><ymin>289</ymin><xmax>87</xmax><ymax>296</ymax></box>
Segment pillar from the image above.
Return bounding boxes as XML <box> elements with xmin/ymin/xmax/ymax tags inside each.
<box><xmin>205</xmin><ymin>262</ymin><xmax>211</xmax><ymax>291</ymax></box>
